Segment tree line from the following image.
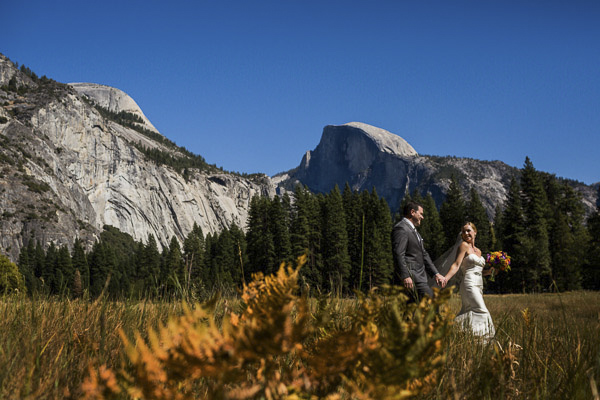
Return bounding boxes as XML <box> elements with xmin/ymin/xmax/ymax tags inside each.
<box><xmin>7</xmin><ymin>157</ymin><xmax>600</xmax><ymax>298</ymax></box>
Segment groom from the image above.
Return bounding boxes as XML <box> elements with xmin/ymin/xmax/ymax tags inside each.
<box><xmin>392</xmin><ymin>201</ymin><xmax>446</xmax><ymax>300</ymax></box>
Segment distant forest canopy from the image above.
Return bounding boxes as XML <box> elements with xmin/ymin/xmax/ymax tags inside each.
<box><xmin>9</xmin><ymin>157</ymin><xmax>600</xmax><ymax>298</ymax></box>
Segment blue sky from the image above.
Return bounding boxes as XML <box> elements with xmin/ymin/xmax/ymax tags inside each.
<box><xmin>3</xmin><ymin>1</ymin><xmax>599</xmax><ymax>184</ymax></box>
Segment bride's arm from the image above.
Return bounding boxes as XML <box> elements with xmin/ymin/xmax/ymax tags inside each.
<box><xmin>444</xmin><ymin>242</ymin><xmax>468</xmax><ymax>281</ymax></box>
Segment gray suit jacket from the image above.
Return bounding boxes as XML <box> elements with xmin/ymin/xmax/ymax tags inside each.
<box><xmin>392</xmin><ymin>218</ymin><xmax>440</xmax><ymax>285</ymax></box>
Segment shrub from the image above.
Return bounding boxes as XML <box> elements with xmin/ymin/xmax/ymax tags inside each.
<box><xmin>82</xmin><ymin>257</ymin><xmax>454</xmax><ymax>399</ymax></box>
<box><xmin>0</xmin><ymin>253</ymin><xmax>25</xmax><ymax>294</ymax></box>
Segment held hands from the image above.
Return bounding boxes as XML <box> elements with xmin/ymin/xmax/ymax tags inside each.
<box><xmin>403</xmin><ymin>275</ymin><xmax>447</xmax><ymax>290</ymax></box>
<box><xmin>435</xmin><ymin>274</ymin><xmax>447</xmax><ymax>288</ymax></box>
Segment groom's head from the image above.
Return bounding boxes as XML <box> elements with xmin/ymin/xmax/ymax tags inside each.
<box><xmin>404</xmin><ymin>201</ymin><xmax>424</xmax><ymax>227</ymax></box>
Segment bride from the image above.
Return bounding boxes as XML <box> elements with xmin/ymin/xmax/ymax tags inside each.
<box><xmin>435</xmin><ymin>222</ymin><xmax>495</xmax><ymax>341</ymax></box>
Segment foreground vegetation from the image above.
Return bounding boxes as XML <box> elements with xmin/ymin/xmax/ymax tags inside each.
<box><xmin>0</xmin><ymin>263</ymin><xmax>598</xmax><ymax>399</ymax></box>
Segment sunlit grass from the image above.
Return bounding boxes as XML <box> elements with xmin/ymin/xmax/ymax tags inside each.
<box><xmin>0</xmin><ymin>290</ymin><xmax>598</xmax><ymax>399</ymax></box>
<box><xmin>434</xmin><ymin>291</ymin><xmax>600</xmax><ymax>399</ymax></box>
<box><xmin>0</xmin><ymin>294</ymin><xmax>187</xmax><ymax>399</ymax></box>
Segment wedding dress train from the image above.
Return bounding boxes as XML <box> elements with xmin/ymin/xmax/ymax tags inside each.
<box><xmin>454</xmin><ymin>253</ymin><xmax>495</xmax><ymax>341</ymax></box>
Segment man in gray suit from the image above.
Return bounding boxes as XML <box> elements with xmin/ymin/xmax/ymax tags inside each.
<box><xmin>392</xmin><ymin>201</ymin><xmax>446</xmax><ymax>300</ymax></box>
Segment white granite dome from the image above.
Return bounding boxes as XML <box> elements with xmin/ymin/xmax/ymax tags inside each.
<box><xmin>69</xmin><ymin>82</ymin><xmax>160</xmax><ymax>134</ymax></box>
<box><xmin>342</xmin><ymin>122</ymin><xmax>418</xmax><ymax>157</ymax></box>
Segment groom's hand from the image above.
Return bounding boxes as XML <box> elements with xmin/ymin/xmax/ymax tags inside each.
<box><xmin>403</xmin><ymin>277</ymin><xmax>414</xmax><ymax>290</ymax></box>
<box><xmin>435</xmin><ymin>274</ymin><xmax>446</xmax><ymax>288</ymax></box>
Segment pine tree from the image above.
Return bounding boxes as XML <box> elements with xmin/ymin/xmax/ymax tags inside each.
<box><xmin>560</xmin><ymin>183</ymin><xmax>588</xmax><ymax>288</ymax></box>
<box><xmin>420</xmin><ymin>193</ymin><xmax>446</xmax><ymax>261</ymax></box>
<box><xmin>291</xmin><ymin>185</ymin><xmax>311</xmax><ymax>259</ymax></box>
<box><xmin>143</xmin><ymin>234</ymin><xmax>162</xmax><ymax>294</ymax></box>
<box><xmin>56</xmin><ymin>245</ymin><xmax>74</xmax><ymax>295</ymax></box>
<box><xmin>17</xmin><ymin>240</ymin><xmax>37</xmax><ymax>293</ymax></box>
<box><xmin>213</xmin><ymin>228</ymin><xmax>236</xmax><ymax>289</ymax></box>
<box><xmin>104</xmin><ymin>245</ymin><xmax>122</xmax><ymax>297</ymax></box>
<box><xmin>491</xmin><ymin>205</ymin><xmax>503</xmax><ymax>251</ymax></box>
<box><xmin>88</xmin><ymin>242</ymin><xmax>110</xmax><ymax>297</ymax></box>
<box><xmin>439</xmin><ymin>175</ymin><xmax>466</xmax><ymax>249</ymax></box>
<box><xmin>162</xmin><ymin>236</ymin><xmax>184</xmax><ymax>295</ymax></box>
<box><xmin>71</xmin><ymin>239</ymin><xmax>89</xmax><ymax>292</ymax></box>
<box><xmin>228</xmin><ymin>223</ymin><xmax>247</xmax><ymax>287</ymax></box>
<box><xmin>269</xmin><ymin>196</ymin><xmax>292</xmax><ymax>265</ymax></box>
<box><xmin>183</xmin><ymin>223</ymin><xmax>205</xmax><ymax>292</ymax></box>
<box><xmin>397</xmin><ymin>191</ymin><xmax>412</xmax><ymax>224</ymax></box>
<box><xmin>246</xmin><ymin>195</ymin><xmax>276</xmax><ymax>277</ymax></box>
<box><xmin>410</xmin><ymin>190</ymin><xmax>424</xmax><ymax>209</ymax></box>
<box><xmin>361</xmin><ymin>189</ymin><xmax>393</xmax><ymax>290</ymax></box>
<box><xmin>520</xmin><ymin>157</ymin><xmax>552</xmax><ymax>291</ymax></box>
<box><xmin>43</xmin><ymin>242</ymin><xmax>58</xmax><ymax>294</ymax></box>
<box><xmin>500</xmin><ymin>177</ymin><xmax>527</xmax><ymax>292</ymax></box>
<box><xmin>343</xmin><ymin>184</ymin><xmax>363</xmax><ymax>290</ymax></box>
<box><xmin>290</xmin><ymin>185</ymin><xmax>322</xmax><ymax>291</ymax></box>
<box><xmin>202</xmin><ymin>233</ymin><xmax>217</xmax><ymax>292</ymax></box>
<box><xmin>97</xmin><ymin>226</ymin><xmax>137</xmax><ymax>295</ymax></box>
<box><xmin>550</xmin><ymin>209</ymin><xmax>581</xmax><ymax>290</ymax></box>
<box><xmin>33</xmin><ymin>241</ymin><xmax>45</xmax><ymax>280</ymax></box>
<box><xmin>466</xmin><ymin>187</ymin><xmax>492</xmax><ymax>254</ymax></box>
<box><xmin>583</xmin><ymin>187</ymin><xmax>600</xmax><ymax>289</ymax></box>
<box><xmin>321</xmin><ymin>185</ymin><xmax>351</xmax><ymax>294</ymax></box>
<box><xmin>546</xmin><ymin>179</ymin><xmax>588</xmax><ymax>291</ymax></box>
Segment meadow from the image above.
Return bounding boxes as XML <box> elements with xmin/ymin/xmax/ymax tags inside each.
<box><xmin>0</xmin><ymin>267</ymin><xmax>598</xmax><ymax>399</ymax></box>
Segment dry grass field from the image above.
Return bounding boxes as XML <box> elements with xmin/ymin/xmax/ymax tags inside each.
<box><xmin>0</xmin><ymin>271</ymin><xmax>598</xmax><ymax>399</ymax></box>
<box><xmin>440</xmin><ymin>291</ymin><xmax>600</xmax><ymax>399</ymax></box>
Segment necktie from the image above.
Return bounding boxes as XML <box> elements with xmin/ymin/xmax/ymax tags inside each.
<box><xmin>414</xmin><ymin>228</ymin><xmax>423</xmax><ymax>247</ymax></box>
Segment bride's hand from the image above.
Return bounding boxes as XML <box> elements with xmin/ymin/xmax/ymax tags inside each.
<box><xmin>435</xmin><ymin>274</ymin><xmax>446</xmax><ymax>288</ymax></box>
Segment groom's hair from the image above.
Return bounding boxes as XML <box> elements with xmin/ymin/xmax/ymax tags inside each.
<box><xmin>403</xmin><ymin>201</ymin><xmax>422</xmax><ymax>218</ymax></box>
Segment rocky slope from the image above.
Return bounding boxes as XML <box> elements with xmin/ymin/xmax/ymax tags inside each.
<box><xmin>0</xmin><ymin>54</ymin><xmax>275</xmax><ymax>261</ymax></box>
<box><xmin>278</xmin><ymin>122</ymin><xmax>598</xmax><ymax>217</ymax></box>
<box><xmin>1</xmin><ymin>52</ymin><xmax>597</xmax><ymax>262</ymax></box>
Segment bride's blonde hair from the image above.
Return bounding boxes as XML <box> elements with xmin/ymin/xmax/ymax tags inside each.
<box><xmin>462</xmin><ymin>221</ymin><xmax>477</xmax><ymax>233</ymax></box>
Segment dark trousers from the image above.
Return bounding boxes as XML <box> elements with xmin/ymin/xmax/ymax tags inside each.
<box><xmin>407</xmin><ymin>280</ymin><xmax>434</xmax><ymax>303</ymax></box>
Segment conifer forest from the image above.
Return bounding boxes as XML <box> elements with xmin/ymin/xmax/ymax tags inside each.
<box><xmin>9</xmin><ymin>157</ymin><xmax>600</xmax><ymax>299</ymax></box>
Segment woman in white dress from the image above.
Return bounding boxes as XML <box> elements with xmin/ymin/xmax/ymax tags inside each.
<box><xmin>440</xmin><ymin>222</ymin><xmax>495</xmax><ymax>341</ymax></box>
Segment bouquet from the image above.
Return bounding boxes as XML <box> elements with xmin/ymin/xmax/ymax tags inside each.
<box><xmin>485</xmin><ymin>251</ymin><xmax>511</xmax><ymax>281</ymax></box>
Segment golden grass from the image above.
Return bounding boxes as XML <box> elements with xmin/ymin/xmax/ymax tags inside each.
<box><xmin>0</xmin><ymin>285</ymin><xmax>598</xmax><ymax>399</ymax></box>
<box><xmin>81</xmin><ymin>262</ymin><xmax>455</xmax><ymax>399</ymax></box>
<box><xmin>435</xmin><ymin>291</ymin><xmax>600</xmax><ymax>399</ymax></box>
<box><xmin>0</xmin><ymin>295</ymin><xmax>187</xmax><ymax>399</ymax></box>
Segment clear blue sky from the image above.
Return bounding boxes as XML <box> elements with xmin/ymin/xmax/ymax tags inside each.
<box><xmin>3</xmin><ymin>0</ymin><xmax>599</xmax><ymax>184</ymax></box>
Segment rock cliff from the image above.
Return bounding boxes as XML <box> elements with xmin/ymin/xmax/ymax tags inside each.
<box><xmin>69</xmin><ymin>82</ymin><xmax>160</xmax><ymax>134</ymax></box>
<box><xmin>279</xmin><ymin>122</ymin><xmax>598</xmax><ymax>217</ymax></box>
<box><xmin>1</xmin><ymin>52</ymin><xmax>597</xmax><ymax>262</ymax></box>
<box><xmin>0</xmin><ymin>54</ymin><xmax>275</xmax><ymax>261</ymax></box>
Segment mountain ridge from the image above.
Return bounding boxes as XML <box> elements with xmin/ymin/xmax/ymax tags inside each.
<box><xmin>277</xmin><ymin>122</ymin><xmax>598</xmax><ymax>217</ymax></box>
<box><xmin>1</xmin><ymin>52</ymin><xmax>597</xmax><ymax>263</ymax></box>
<box><xmin>0</xmin><ymin>53</ymin><xmax>275</xmax><ymax>262</ymax></box>
<box><xmin>69</xmin><ymin>82</ymin><xmax>160</xmax><ymax>134</ymax></box>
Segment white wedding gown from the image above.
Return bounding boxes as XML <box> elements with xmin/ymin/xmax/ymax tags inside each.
<box><xmin>455</xmin><ymin>253</ymin><xmax>495</xmax><ymax>341</ymax></box>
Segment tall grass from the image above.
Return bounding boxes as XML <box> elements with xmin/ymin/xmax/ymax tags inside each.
<box><xmin>0</xmin><ymin>293</ymin><xmax>195</xmax><ymax>399</ymax></box>
<box><xmin>0</xmin><ymin>287</ymin><xmax>598</xmax><ymax>399</ymax></box>
<box><xmin>435</xmin><ymin>291</ymin><xmax>600</xmax><ymax>399</ymax></box>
